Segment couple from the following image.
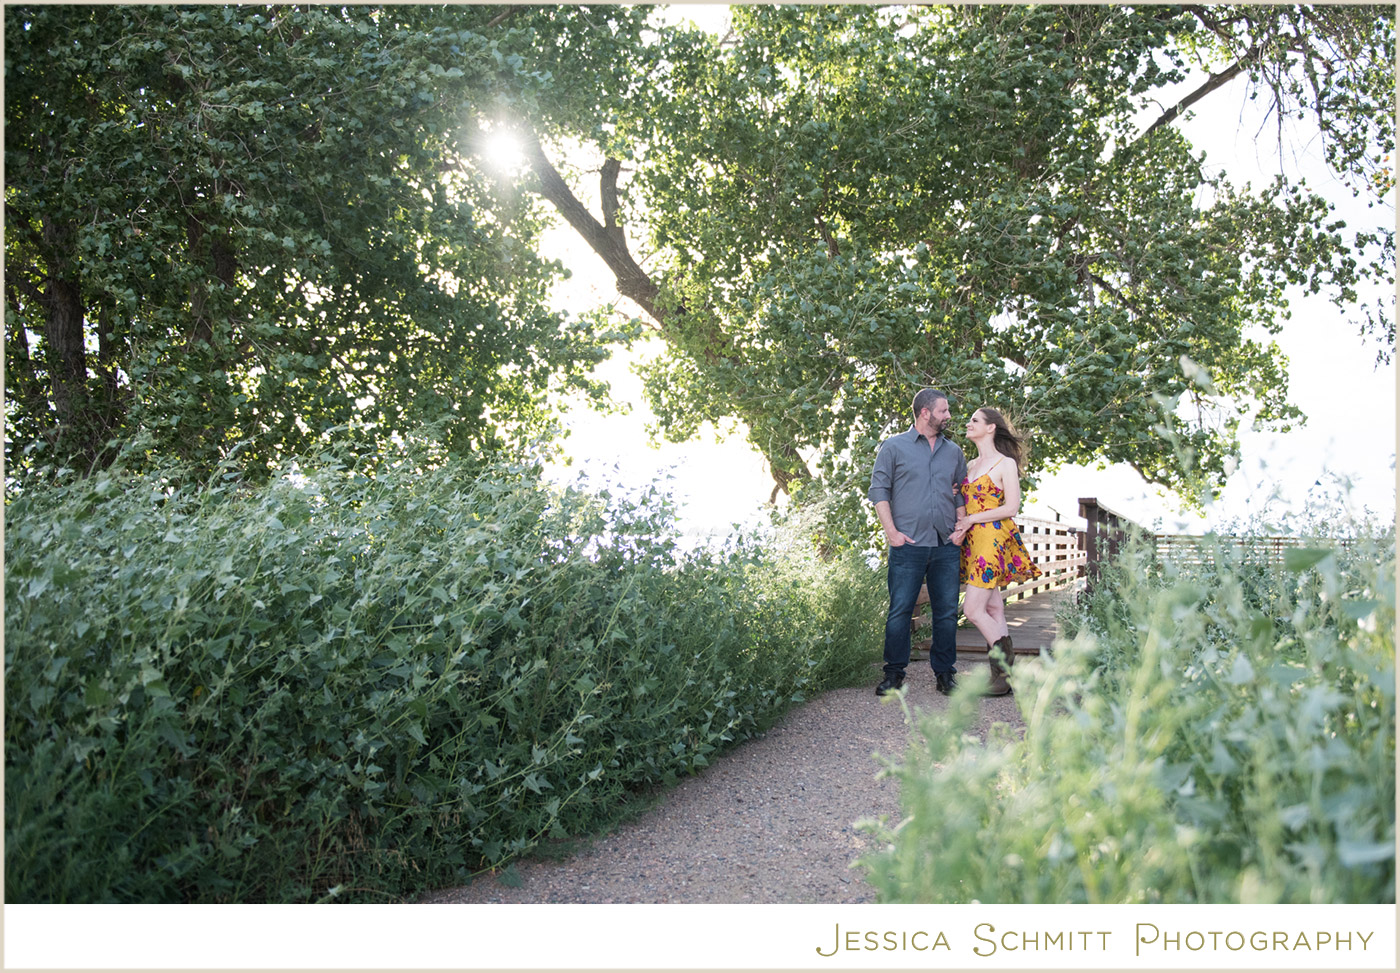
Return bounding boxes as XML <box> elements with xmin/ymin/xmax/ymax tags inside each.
<box><xmin>867</xmin><ymin>387</ymin><xmax>1040</xmax><ymax>698</ymax></box>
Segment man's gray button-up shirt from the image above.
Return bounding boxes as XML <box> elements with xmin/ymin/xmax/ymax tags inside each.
<box><xmin>867</xmin><ymin>427</ymin><xmax>968</xmax><ymax>547</ymax></box>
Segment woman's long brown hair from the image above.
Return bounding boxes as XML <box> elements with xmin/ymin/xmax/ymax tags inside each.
<box><xmin>978</xmin><ymin>407</ymin><xmax>1027</xmax><ymax>469</ymax></box>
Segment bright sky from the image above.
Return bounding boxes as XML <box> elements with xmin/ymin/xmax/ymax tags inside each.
<box><xmin>541</xmin><ymin>5</ymin><xmax>1396</xmax><ymax>543</ymax></box>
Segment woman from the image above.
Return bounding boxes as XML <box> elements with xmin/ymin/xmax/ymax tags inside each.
<box><xmin>950</xmin><ymin>408</ymin><xmax>1040</xmax><ymax>696</ymax></box>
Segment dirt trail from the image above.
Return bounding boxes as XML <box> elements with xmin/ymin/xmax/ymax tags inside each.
<box><xmin>419</xmin><ymin>656</ymin><xmax>1020</xmax><ymax>903</ymax></box>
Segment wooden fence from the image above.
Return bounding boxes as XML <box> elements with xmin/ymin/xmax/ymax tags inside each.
<box><xmin>1154</xmin><ymin>532</ymin><xmax>1355</xmax><ymax>566</ymax></box>
<box><xmin>1078</xmin><ymin>496</ymin><xmax>1357</xmax><ymax>580</ymax></box>
<box><xmin>1077</xmin><ymin>497</ymin><xmax>1150</xmax><ymax>588</ymax></box>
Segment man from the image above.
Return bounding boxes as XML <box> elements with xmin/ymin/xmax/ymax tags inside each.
<box><xmin>867</xmin><ymin>388</ymin><xmax>968</xmax><ymax>696</ymax></box>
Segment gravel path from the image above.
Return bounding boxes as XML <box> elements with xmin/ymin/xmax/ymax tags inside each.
<box><xmin>418</xmin><ymin>654</ymin><xmax>1023</xmax><ymax>904</ymax></box>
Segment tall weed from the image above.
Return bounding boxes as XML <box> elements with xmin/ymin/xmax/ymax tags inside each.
<box><xmin>5</xmin><ymin>446</ymin><xmax>881</xmax><ymax>902</ymax></box>
<box><xmin>863</xmin><ymin>527</ymin><xmax>1395</xmax><ymax>903</ymax></box>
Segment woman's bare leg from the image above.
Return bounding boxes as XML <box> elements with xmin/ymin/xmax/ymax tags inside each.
<box><xmin>985</xmin><ymin>586</ymin><xmax>1009</xmax><ymax>641</ymax></box>
<box><xmin>960</xmin><ymin>585</ymin><xmax>1002</xmax><ymax>647</ymax></box>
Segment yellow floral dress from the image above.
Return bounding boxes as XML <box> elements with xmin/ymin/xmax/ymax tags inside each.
<box><xmin>959</xmin><ymin>461</ymin><xmax>1042</xmax><ymax>590</ymax></box>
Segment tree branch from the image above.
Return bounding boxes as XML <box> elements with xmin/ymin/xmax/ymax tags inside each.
<box><xmin>524</xmin><ymin>132</ymin><xmax>662</xmax><ymax>318</ymax></box>
<box><xmin>4</xmin><ymin>264</ymin><xmax>50</xmax><ymax>309</ymax></box>
<box><xmin>525</xmin><ymin>132</ymin><xmax>818</xmax><ymax>497</ymax></box>
<box><xmin>1089</xmin><ymin>269</ymin><xmax>1145</xmax><ymax>318</ymax></box>
<box><xmin>814</xmin><ymin>210</ymin><xmax>840</xmax><ymax>258</ymax></box>
<box><xmin>599</xmin><ymin>157</ymin><xmax>626</xmax><ymax>247</ymax></box>
<box><xmin>484</xmin><ymin>7</ymin><xmax>518</xmax><ymax>31</ymax></box>
<box><xmin>1125</xmin><ymin>456</ymin><xmax>1182</xmax><ymax>492</ymax></box>
<box><xmin>4</xmin><ymin>202</ymin><xmax>49</xmax><ymax>254</ymax></box>
<box><xmin>1133</xmin><ymin>51</ymin><xmax>1260</xmax><ymax>148</ymax></box>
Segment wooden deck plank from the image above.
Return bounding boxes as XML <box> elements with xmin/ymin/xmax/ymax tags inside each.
<box><xmin>913</xmin><ymin>586</ymin><xmax>1075</xmax><ymax>657</ymax></box>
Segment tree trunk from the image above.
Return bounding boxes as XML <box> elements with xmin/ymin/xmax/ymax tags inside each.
<box><xmin>94</xmin><ymin>298</ymin><xmax>128</xmax><ymax>444</ymax></box>
<box><xmin>185</xmin><ymin>212</ymin><xmax>238</xmax><ymax>348</ymax></box>
<box><xmin>44</xmin><ymin>276</ymin><xmax>91</xmax><ymax>447</ymax></box>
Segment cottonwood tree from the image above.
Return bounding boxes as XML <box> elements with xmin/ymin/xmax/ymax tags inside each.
<box><xmin>512</xmin><ymin>4</ymin><xmax>1394</xmax><ymax>544</ymax></box>
<box><xmin>4</xmin><ymin>5</ymin><xmax>647</xmax><ymax>479</ymax></box>
<box><xmin>14</xmin><ymin>3</ymin><xmax>1390</xmax><ymax>531</ymax></box>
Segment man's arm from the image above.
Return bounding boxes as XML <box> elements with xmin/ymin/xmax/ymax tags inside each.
<box><xmin>875</xmin><ymin>500</ymin><xmax>915</xmax><ymax>548</ymax></box>
<box><xmin>949</xmin><ymin>450</ymin><xmax>970</xmax><ymax>543</ymax></box>
<box><xmin>950</xmin><ymin>504</ymin><xmax>968</xmax><ymax>544</ymax></box>
<box><xmin>868</xmin><ymin>442</ymin><xmax>913</xmax><ymax>547</ymax></box>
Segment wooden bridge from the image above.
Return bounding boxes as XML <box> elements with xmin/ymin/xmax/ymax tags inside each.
<box><xmin>911</xmin><ymin>510</ymin><xmax>1084</xmax><ymax>659</ymax></box>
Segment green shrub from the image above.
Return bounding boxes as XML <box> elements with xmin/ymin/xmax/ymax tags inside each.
<box><xmin>863</xmin><ymin>528</ymin><xmax>1395</xmax><ymax>903</ymax></box>
<box><xmin>5</xmin><ymin>445</ymin><xmax>882</xmax><ymax>902</ymax></box>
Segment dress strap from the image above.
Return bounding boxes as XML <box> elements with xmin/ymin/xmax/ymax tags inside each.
<box><xmin>973</xmin><ymin>456</ymin><xmax>1004</xmax><ymax>480</ymax></box>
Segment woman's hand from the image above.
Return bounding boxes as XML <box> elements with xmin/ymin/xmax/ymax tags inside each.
<box><xmin>950</xmin><ymin>526</ymin><xmax>967</xmax><ymax>545</ymax></box>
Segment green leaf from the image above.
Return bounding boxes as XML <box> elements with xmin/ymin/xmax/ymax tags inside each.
<box><xmin>1225</xmin><ymin>653</ymin><xmax>1255</xmax><ymax>685</ymax></box>
<box><xmin>25</xmin><ymin>574</ymin><xmax>52</xmax><ymax>599</ymax></box>
<box><xmin>1277</xmin><ymin>803</ymin><xmax>1310</xmax><ymax>830</ymax></box>
<box><xmin>1341</xmin><ymin>598</ymin><xmax>1379</xmax><ymax>621</ymax></box>
<box><xmin>1283</xmin><ymin>548</ymin><xmax>1333</xmax><ymax>572</ymax></box>
<box><xmin>1337</xmin><ymin>841</ymin><xmax>1395</xmax><ymax>866</ymax></box>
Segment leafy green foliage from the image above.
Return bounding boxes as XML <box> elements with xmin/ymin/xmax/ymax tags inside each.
<box><xmin>542</xmin><ymin>5</ymin><xmax>1394</xmax><ymax>543</ymax></box>
<box><xmin>4</xmin><ymin>5</ymin><xmax>625</xmax><ymax>479</ymax></box>
<box><xmin>863</xmin><ymin>527</ymin><xmax>1395</xmax><ymax>903</ymax></box>
<box><xmin>4</xmin><ymin>442</ymin><xmax>882</xmax><ymax>902</ymax></box>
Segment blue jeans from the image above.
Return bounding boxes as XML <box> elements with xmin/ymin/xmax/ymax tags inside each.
<box><xmin>883</xmin><ymin>543</ymin><xmax>960</xmax><ymax>677</ymax></box>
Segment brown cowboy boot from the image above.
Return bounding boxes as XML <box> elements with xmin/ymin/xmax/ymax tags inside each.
<box><xmin>986</xmin><ymin>638</ymin><xmax>1011</xmax><ymax>696</ymax></box>
<box><xmin>995</xmin><ymin>635</ymin><xmax>1016</xmax><ymax>693</ymax></box>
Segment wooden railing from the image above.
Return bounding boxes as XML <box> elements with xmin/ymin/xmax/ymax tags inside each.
<box><xmin>910</xmin><ymin>515</ymin><xmax>1084</xmax><ymax>638</ymax></box>
<box><xmin>1078</xmin><ymin>497</ymin><xmax>1150</xmax><ymax>590</ymax></box>
<box><xmin>1078</xmin><ymin>497</ymin><xmax>1358</xmax><ymax>580</ymax></box>
<box><xmin>1004</xmin><ymin>515</ymin><xmax>1085</xmax><ymax>602</ymax></box>
<box><xmin>1154</xmin><ymin>533</ymin><xmax>1355</xmax><ymax>566</ymax></box>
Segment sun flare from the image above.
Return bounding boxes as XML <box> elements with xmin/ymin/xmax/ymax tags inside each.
<box><xmin>482</xmin><ymin>131</ymin><xmax>524</xmax><ymax>171</ymax></box>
